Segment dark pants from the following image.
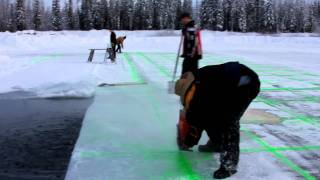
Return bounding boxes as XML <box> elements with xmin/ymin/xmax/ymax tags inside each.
<box><xmin>116</xmin><ymin>44</ymin><xmax>122</xmax><ymax>53</ymax></box>
<box><xmin>111</xmin><ymin>43</ymin><xmax>116</xmax><ymax>59</ymax></box>
<box><xmin>206</xmin><ymin>66</ymin><xmax>260</xmax><ymax>170</ymax></box>
<box><xmin>182</xmin><ymin>57</ymin><xmax>199</xmax><ymax>75</ymax></box>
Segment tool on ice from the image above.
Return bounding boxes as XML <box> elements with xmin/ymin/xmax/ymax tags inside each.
<box><xmin>168</xmin><ymin>35</ymin><xmax>184</xmax><ymax>94</ymax></box>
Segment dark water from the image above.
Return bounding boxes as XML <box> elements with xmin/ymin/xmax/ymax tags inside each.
<box><xmin>0</xmin><ymin>97</ymin><xmax>93</xmax><ymax>180</ymax></box>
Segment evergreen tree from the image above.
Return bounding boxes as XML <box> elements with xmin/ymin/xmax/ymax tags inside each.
<box><xmin>26</xmin><ymin>0</ymin><xmax>32</xmax><ymax>29</ymax></box>
<box><xmin>264</xmin><ymin>0</ymin><xmax>276</xmax><ymax>32</ymax></box>
<box><xmin>200</xmin><ymin>0</ymin><xmax>223</xmax><ymax>31</ymax></box>
<box><xmin>0</xmin><ymin>0</ymin><xmax>11</xmax><ymax>31</ymax></box>
<box><xmin>119</xmin><ymin>0</ymin><xmax>133</xmax><ymax>30</ymax></box>
<box><xmin>100</xmin><ymin>0</ymin><xmax>109</xmax><ymax>29</ymax></box>
<box><xmin>238</xmin><ymin>0</ymin><xmax>247</xmax><ymax>32</ymax></box>
<box><xmin>42</xmin><ymin>6</ymin><xmax>51</xmax><ymax>30</ymax></box>
<box><xmin>7</xmin><ymin>3</ymin><xmax>16</xmax><ymax>32</ymax></box>
<box><xmin>16</xmin><ymin>0</ymin><xmax>26</xmax><ymax>31</ymax></box>
<box><xmin>65</xmin><ymin>0</ymin><xmax>74</xmax><ymax>30</ymax></box>
<box><xmin>288</xmin><ymin>1</ymin><xmax>298</xmax><ymax>32</ymax></box>
<box><xmin>133</xmin><ymin>0</ymin><xmax>147</xmax><ymax>30</ymax></box>
<box><xmin>151</xmin><ymin>0</ymin><xmax>161</xmax><ymax>30</ymax></box>
<box><xmin>92</xmin><ymin>0</ymin><xmax>104</xmax><ymax>29</ymax></box>
<box><xmin>33</xmin><ymin>0</ymin><xmax>41</xmax><ymax>30</ymax></box>
<box><xmin>304</xmin><ymin>5</ymin><xmax>314</xmax><ymax>32</ymax></box>
<box><xmin>114</xmin><ymin>0</ymin><xmax>121</xmax><ymax>29</ymax></box>
<box><xmin>200</xmin><ymin>0</ymin><xmax>211</xmax><ymax>29</ymax></box>
<box><xmin>223</xmin><ymin>0</ymin><xmax>232</xmax><ymax>31</ymax></box>
<box><xmin>182</xmin><ymin>0</ymin><xmax>192</xmax><ymax>14</ymax></box>
<box><xmin>246</xmin><ymin>0</ymin><xmax>265</xmax><ymax>32</ymax></box>
<box><xmin>108</xmin><ymin>0</ymin><xmax>116</xmax><ymax>29</ymax></box>
<box><xmin>52</xmin><ymin>0</ymin><xmax>61</xmax><ymax>30</ymax></box>
<box><xmin>312</xmin><ymin>0</ymin><xmax>320</xmax><ymax>32</ymax></box>
<box><xmin>175</xmin><ymin>0</ymin><xmax>182</xmax><ymax>30</ymax></box>
<box><xmin>295</xmin><ymin>0</ymin><xmax>306</xmax><ymax>32</ymax></box>
<box><xmin>73</xmin><ymin>7</ymin><xmax>80</xmax><ymax>30</ymax></box>
<box><xmin>216</xmin><ymin>0</ymin><xmax>224</xmax><ymax>31</ymax></box>
<box><xmin>79</xmin><ymin>0</ymin><xmax>93</xmax><ymax>30</ymax></box>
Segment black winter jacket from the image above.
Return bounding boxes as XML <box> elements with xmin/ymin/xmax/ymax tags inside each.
<box><xmin>185</xmin><ymin>62</ymin><xmax>259</xmax><ymax>128</ymax></box>
<box><xmin>181</xmin><ymin>20</ymin><xmax>202</xmax><ymax>60</ymax></box>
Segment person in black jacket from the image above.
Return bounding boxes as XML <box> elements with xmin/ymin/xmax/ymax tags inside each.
<box><xmin>175</xmin><ymin>62</ymin><xmax>260</xmax><ymax>179</ymax></box>
<box><xmin>180</xmin><ymin>12</ymin><xmax>202</xmax><ymax>75</ymax></box>
<box><xmin>110</xmin><ymin>30</ymin><xmax>117</xmax><ymax>60</ymax></box>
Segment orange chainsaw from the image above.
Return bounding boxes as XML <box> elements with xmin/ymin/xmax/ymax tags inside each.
<box><xmin>177</xmin><ymin>110</ymin><xmax>202</xmax><ymax>151</ymax></box>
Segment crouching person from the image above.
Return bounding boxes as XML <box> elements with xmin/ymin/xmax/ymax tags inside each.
<box><xmin>175</xmin><ymin>62</ymin><xmax>260</xmax><ymax>179</ymax></box>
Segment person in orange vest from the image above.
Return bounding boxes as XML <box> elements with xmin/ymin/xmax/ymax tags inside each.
<box><xmin>175</xmin><ymin>62</ymin><xmax>260</xmax><ymax>179</ymax></box>
<box><xmin>116</xmin><ymin>36</ymin><xmax>126</xmax><ymax>53</ymax></box>
<box><xmin>180</xmin><ymin>12</ymin><xmax>202</xmax><ymax>75</ymax></box>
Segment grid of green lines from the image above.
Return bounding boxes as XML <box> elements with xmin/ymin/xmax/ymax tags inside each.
<box><xmin>129</xmin><ymin>52</ymin><xmax>320</xmax><ymax>180</ymax></box>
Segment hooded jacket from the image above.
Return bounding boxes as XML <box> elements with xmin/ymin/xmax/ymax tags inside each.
<box><xmin>181</xmin><ymin>20</ymin><xmax>202</xmax><ymax>60</ymax></box>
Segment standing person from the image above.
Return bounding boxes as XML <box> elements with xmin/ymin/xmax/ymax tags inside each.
<box><xmin>116</xmin><ymin>36</ymin><xmax>126</xmax><ymax>53</ymax></box>
<box><xmin>110</xmin><ymin>30</ymin><xmax>117</xmax><ymax>61</ymax></box>
<box><xmin>180</xmin><ymin>12</ymin><xmax>202</xmax><ymax>75</ymax></box>
<box><xmin>175</xmin><ymin>62</ymin><xmax>260</xmax><ymax>179</ymax></box>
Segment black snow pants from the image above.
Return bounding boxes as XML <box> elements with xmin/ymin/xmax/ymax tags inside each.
<box><xmin>206</xmin><ymin>65</ymin><xmax>260</xmax><ymax>171</ymax></box>
<box><xmin>111</xmin><ymin>43</ymin><xmax>117</xmax><ymax>60</ymax></box>
<box><xmin>116</xmin><ymin>44</ymin><xmax>122</xmax><ymax>53</ymax></box>
<box><xmin>182</xmin><ymin>57</ymin><xmax>199</xmax><ymax>75</ymax></box>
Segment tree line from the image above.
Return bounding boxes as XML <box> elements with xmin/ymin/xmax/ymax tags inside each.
<box><xmin>0</xmin><ymin>0</ymin><xmax>319</xmax><ymax>33</ymax></box>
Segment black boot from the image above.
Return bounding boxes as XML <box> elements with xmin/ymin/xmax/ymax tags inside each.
<box><xmin>213</xmin><ymin>167</ymin><xmax>237</xmax><ymax>179</ymax></box>
<box><xmin>198</xmin><ymin>140</ymin><xmax>222</xmax><ymax>153</ymax></box>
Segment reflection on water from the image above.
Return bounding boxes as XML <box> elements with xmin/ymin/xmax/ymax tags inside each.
<box><xmin>0</xmin><ymin>97</ymin><xmax>92</xmax><ymax>180</ymax></box>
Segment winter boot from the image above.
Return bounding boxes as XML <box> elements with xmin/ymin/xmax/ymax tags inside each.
<box><xmin>213</xmin><ymin>167</ymin><xmax>237</xmax><ymax>179</ymax></box>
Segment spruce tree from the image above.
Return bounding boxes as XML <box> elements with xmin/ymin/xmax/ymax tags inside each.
<box><xmin>238</xmin><ymin>0</ymin><xmax>247</xmax><ymax>32</ymax></box>
<box><xmin>7</xmin><ymin>3</ymin><xmax>16</xmax><ymax>32</ymax></box>
<box><xmin>264</xmin><ymin>0</ymin><xmax>276</xmax><ymax>32</ymax></box>
<box><xmin>51</xmin><ymin>0</ymin><xmax>61</xmax><ymax>31</ymax></box>
<box><xmin>33</xmin><ymin>0</ymin><xmax>41</xmax><ymax>30</ymax></box>
<box><xmin>16</xmin><ymin>0</ymin><xmax>26</xmax><ymax>31</ymax></box>
<box><xmin>65</xmin><ymin>0</ymin><xmax>74</xmax><ymax>30</ymax></box>
<box><xmin>79</xmin><ymin>0</ymin><xmax>93</xmax><ymax>30</ymax></box>
<box><xmin>175</xmin><ymin>0</ymin><xmax>182</xmax><ymax>30</ymax></box>
<box><xmin>182</xmin><ymin>0</ymin><xmax>192</xmax><ymax>14</ymax></box>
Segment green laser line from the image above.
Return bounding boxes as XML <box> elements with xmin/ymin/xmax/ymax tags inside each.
<box><xmin>257</xmin><ymin>96</ymin><xmax>319</xmax><ymax>126</ymax></box>
<box><xmin>241</xmin><ymin>145</ymin><xmax>320</xmax><ymax>153</ymax></box>
<box><xmin>127</xmin><ymin>53</ymin><xmax>202</xmax><ymax>179</ymax></box>
<box><xmin>242</xmin><ymin>129</ymin><xmax>317</xmax><ymax>180</ymax></box>
<box><xmin>137</xmin><ymin>52</ymin><xmax>171</xmax><ymax>78</ymax></box>
<box><xmin>130</xmin><ymin>52</ymin><xmax>319</xmax><ymax>179</ymax></box>
<box><xmin>122</xmin><ymin>52</ymin><xmax>144</xmax><ymax>83</ymax></box>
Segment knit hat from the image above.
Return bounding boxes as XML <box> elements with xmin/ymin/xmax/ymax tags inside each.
<box><xmin>175</xmin><ymin>72</ymin><xmax>195</xmax><ymax>104</ymax></box>
<box><xmin>180</xmin><ymin>12</ymin><xmax>192</xmax><ymax>20</ymax></box>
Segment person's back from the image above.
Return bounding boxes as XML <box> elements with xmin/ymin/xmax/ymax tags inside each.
<box><xmin>116</xmin><ymin>36</ymin><xmax>126</xmax><ymax>45</ymax></box>
<box><xmin>116</xmin><ymin>36</ymin><xmax>126</xmax><ymax>53</ymax></box>
<box><xmin>175</xmin><ymin>62</ymin><xmax>260</xmax><ymax>179</ymax></box>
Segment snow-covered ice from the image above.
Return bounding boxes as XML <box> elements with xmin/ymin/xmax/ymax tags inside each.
<box><xmin>1</xmin><ymin>30</ymin><xmax>320</xmax><ymax>179</ymax></box>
